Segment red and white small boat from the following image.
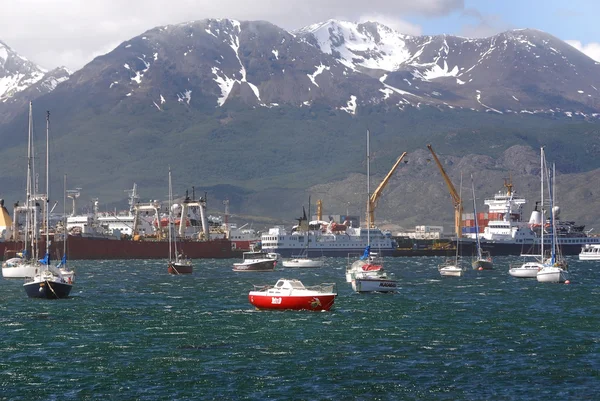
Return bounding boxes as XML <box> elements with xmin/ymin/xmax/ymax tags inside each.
<box><xmin>248</xmin><ymin>278</ymin><xmax>337</xmax><ymax>311</ymax></box>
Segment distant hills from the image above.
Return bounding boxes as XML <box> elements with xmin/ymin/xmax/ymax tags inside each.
<box><xmin>0</xmin><ymin>19</ymin><xmax>599</xmax><ymax>232</ymax></box>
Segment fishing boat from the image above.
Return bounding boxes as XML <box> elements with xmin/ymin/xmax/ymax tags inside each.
<box><xmin>347</xmin><ymin>130</ymin><xmax>397</xmax><ymax>292</ymax></box>
<box><xmin>579</xmin><ymin>244</ymin><xmax>600</xmax><ymax>261</ymax></box>
<box><xmin>24</xmin><ymin>111</ymin><xmax>72</xmax><ymax>298</ymax></box>
<box><xmin>233</xmin><ymin>251</ymin><xmax>276</xmax><ymax>272</ymax></box>
<box><xmin>470</xmin><ymin>175</ymin><xmax>493</xmax><ymax>270</ymax></box>
<box><xmin>248</xmin><ymin>278</ymin><xmax>337</xmax><ymax>311</ymax></box>
<box><xmin>167</xmin><ymin>169</ymin><xmax>193</xmax><ymax>275</ymax></box>
<box><xmin>537</xmin><ymin>154</ymin><xmax>569</xmax><ymax>284</ymax></box>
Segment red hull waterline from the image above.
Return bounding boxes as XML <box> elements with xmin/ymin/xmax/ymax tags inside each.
<box><xmin>248</xmin><ymin>294</ymin><xmax>336</xmax><ymax>311</ymax></box>
<box><xmin>1</xmin><ymin>237</ymin><xmax>242</xmax><ymax>261</ymax></box>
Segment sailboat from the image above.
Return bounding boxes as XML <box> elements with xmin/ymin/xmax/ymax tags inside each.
<box><xmin>23</xmin><ymin>110</ymin><xmax>73</xmax><ymax>299</ymax></box>
<box><xmin>282</xmin><ymin>197</ymin><xmax>324</xmax><ymax>268</ymax></box>
<box><xmin>439</xmin><ymin>173</ymin><xmax>465</xmax><ymax>277</ymax></box>
<box><xmin>347</xmin><ymin>130</ymin><xmax>397</xmax><ymax>293</ymax></box>
<box><xmin>55</xmin><ymin>174</ymin><xmax>75</xmax><ymax>283</ymax></box>
<box><xmin>537</xmin><ymin>157</ymin><xmax>569</xmax><ymax>283</ymax></box>
<box><xmin>167</xmin><ymin>169</ymin><xmax>193</xmax><ymax>275</ymax></box>
<box><xmin>2</xmin><ymin>102</ymin><xmax>42</xmax><ymax>279</ymax></box>
<box><xmin>470</xmin><ymin>174</ymin><xmax>493</xmax><ymax>270</ymax></box>
<box><xmin>509</xmin><ymin>147</ymin><xmax>548</xmax><ymax>279</ymax></box>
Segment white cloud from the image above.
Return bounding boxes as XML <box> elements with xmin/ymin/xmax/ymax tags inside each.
<box><xmin>565</xmin><ymin>40</ymin><xmax>600</xmax><ymax>62</ymax></box>
<box><xmin>358</xmin><ymin>14</ymin><xmax>423</xmax><ymax>36</ymax></box>
<box><xmin>0</xmin><ymin>0</ymin><xmax>462</xmax><ymax>71</ymax></box>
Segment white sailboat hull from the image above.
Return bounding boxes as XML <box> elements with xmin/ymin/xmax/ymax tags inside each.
<box><xmin>472</xmin><ymin>259</ymin><xmax>493</xmax><ymax>270</ymax></box>
<box><xmin>2</xmin><ymin>262</ymin><xmax>39</xmax><ymax>278</ymax></box>
<box><xmin>282</xmin><ymin>258</ymin><xmax>323</xmax><ymax>268</ymax></box>
<box><xmin>351</xmin><ymin>273</ymin><xmax>397</xmax><ymax>293</ymax></box>
<box><xmin>439</xmin><ymin>265</ymin><xmax>464</xmax><ymax>277</ymax></box>
<box><xmin>509</xmin><ymin>262</ymin><xmax>541</xmax><ymax>278</ymax></box>
<box><xmin>536</xmin><ymin>267</ymin><xmax>569</xmax><ymax>283</ymax></box>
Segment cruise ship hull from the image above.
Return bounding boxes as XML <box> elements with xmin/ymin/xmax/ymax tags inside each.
<box><xmin>1</xmin><ymin>237</ymin><xmax>241</xmax><ymax>260</ymax></box>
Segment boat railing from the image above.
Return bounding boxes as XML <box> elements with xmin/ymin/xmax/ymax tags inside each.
<box><xmin>252</xmin><ymin>284</ymin><xmax>271</xmax><ymax>292</ymax></box>
<box><xmin>305</xmin><ymin>283</ymin><xmax>337</xmax><ymax>294</ymax></box>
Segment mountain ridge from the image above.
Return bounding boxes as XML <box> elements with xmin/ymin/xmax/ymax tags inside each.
<box><xmin>0</xmin><ymin>19</ymin><xmax>599</xmax><ymax>232</ymax></box>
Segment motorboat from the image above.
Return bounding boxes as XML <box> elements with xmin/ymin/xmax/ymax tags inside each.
<box><xmin>579</xmin><ymin>244</ymin><xmax>600</xmax><ymax>261</ymax></box>
<box><xmin>233</xmin><ymin>251</ymin><xmax>277</xmax><ymax>272</ymax></box>
<box><xmin>248</xmin><ymin>278</ymin><xmax>337</xmax><ymax>311</ymax></box>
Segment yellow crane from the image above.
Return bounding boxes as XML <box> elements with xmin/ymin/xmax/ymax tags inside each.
<box><xmin>426</xmin><ymin>144</ymin><xmax>463</xmax><ymax>238</ymax></box>
<box><xmin>367</xmin><ymin>152</ymin><xmax>408</xmax><ymax>228</ymax></box>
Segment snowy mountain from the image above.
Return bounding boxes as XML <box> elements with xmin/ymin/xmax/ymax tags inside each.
<box><xmin>296</xmin><ymin>21</ymin><xmax>600</xmax><ymax>116</ymax></box>
<box><xmin>0</xmin><ymin>40</ymin><xmax>70</xmax><ymax>123</ymax></box>
<box><xmin>0</xmin><ymin>19</ymin><xmax>600</xmax><ymax>229</ymax></box>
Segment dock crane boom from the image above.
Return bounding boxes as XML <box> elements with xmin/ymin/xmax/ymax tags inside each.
<box><xmin>426</xmin><ymin>144</ymin><xmax>463</xmax><ymax>238</ymax></box>
<box><xmin>367</xmin><ymin>152</ymin><xmax>408</xmax><ymax>228</ymax></box>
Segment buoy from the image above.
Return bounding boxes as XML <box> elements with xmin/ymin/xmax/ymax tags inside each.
<box><xmin>565</xmin><ymin>280</ymin><xmax>570</xmax><ymax>284</ymax></box>
<box><xmin>39</xmin><ymin>287</ymin><xmax>44</xmax><ymax>293</ymax></box>
<box><xmin>478</xmin><ymin>267</ymin><xmax>483</xmax><ymax>271</ymax></box>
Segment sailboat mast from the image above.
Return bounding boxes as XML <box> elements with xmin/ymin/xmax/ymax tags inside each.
<box><xmin>23</xmin><ymin>102</ymin><xmax>33</xmax><ymax>257</ymax></box>
<box><xmin>63</xmin><ymin>174</ymin><xmax>67</xmax><ymax>264</ymax></box>
<box><xmin>45</xmin><ymin>111</ymin><xmax>50</xmax><ymax>261</ymax></box>
<box><xmin>471</xmin><ymin>174</ymin><xmax>482</xmax><ymax>260</ymax></box>
<box><xmin>540</xmin><ymin>147</ymin><xmax>545</xmax><ymax>262</ymax></box>
<box><xmin>366</xmin><ymin>129</ymin><xmax>370</xmax><ymax>245</ymax></box>
<box><xmin>168</xmin><ymin>168</ymin><xmax>173</xmax><ymax>261</ymax></box>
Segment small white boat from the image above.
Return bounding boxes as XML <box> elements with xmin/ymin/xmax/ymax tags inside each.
<box><xmin>233</xmin><ymin>251</ymin><xmax>277</xmax><ymax>272</ymax></box>
<box><xmin>345</xmin><ymin>252</ymin><xmax>382</xmax><ymax>283</ymax></box>
<box><xmin>579</xmin><ymin>244</ymin><xmax>600</xmax><ymax>261</ymax></box>
<box><xmin>438</xmin><ymin>264</ymin><xmax>464</xmax><ymax>277</ymax></box>
<box><xmin>537</xmin><ymin>265</ymin><xmax>569</xmax><ymax>283</ymax></box>
<box><xmin>2</xmin><ymin>259</ymin><xmax>39</xmax><ymax>278</ymax></box>
<box><xmin>282</xmin><ymin>257</ymin><xmax>324</xmax><ymax>268</ymax></box>
<box><xmin>509</xmin><ymin>261</ymin><xmax>542</xmax><ymax>278</ymax></box>
<box><xmin>351</xmin><ymin>270</ymin><xmax>397</xmax><ymax>293</ymax></box>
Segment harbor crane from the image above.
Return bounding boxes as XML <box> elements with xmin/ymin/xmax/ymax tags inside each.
<box><xmin>426</xmin><ymin>144</ymin><xmax>463</xmax><ymax>238</ymax></box>
<box><xmin>367</xmin><ymin>152</ymin><xmax>408</xmax><ymax>228</ymax></box>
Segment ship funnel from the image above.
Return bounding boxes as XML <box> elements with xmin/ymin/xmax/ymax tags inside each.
<box><xmin>529</xmin><ymin>210</ymin><xmax>542</xmax><ymax>226</ymax></box>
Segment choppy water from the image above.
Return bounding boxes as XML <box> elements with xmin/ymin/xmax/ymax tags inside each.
<box><xmin>1</xmin><ymin>256</ymin><xmax>598</xmax><ymax>400</ymax></box>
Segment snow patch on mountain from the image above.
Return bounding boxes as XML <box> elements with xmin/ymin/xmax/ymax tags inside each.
<box><xmin>307</xmin><ymin>64</ymin><xmax>330</xmax><ymax>87</ymax></box>
<box><xmin>299</xmin><ymin>20</ymin><xmax>412</xmax><ymax>71</ymax></box>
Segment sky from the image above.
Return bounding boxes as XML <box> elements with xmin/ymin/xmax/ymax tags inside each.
<box><xmin>1</xmin><ymin>0</ymin><xmax>599</xmax><ymax>71</ymax></box>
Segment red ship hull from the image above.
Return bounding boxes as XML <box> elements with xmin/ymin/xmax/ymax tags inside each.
<box><xmin>1</xmin><ymin>237</ymin><xmax>242</xmax><ymax>260</ymax></box>
<box><xmin>248</xmin><ymin>293</ymin><xmax>336</xmax><ymax>311</ymax></box>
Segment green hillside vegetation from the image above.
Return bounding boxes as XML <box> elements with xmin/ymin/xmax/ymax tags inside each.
<box><xmin>0</xmin><ymin>103</ymin><xmax>599</xmax><ymax>229</ymax></box>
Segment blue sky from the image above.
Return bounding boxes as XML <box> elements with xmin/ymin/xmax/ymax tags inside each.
<box><xmin>1</xmin><ymin>0</ymin><xmax>599</xmax><ymax>71</ymax></box>
<box><xmin>414</xmin><ymin>0</ymin><xmax>598</xmax><ymax>40</ymax></box>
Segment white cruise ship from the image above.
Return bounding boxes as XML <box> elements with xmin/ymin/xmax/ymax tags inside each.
<box><xmin>260</xmin><ymin>219</ymin><xmax>396</xmax><ymax>258</ymax></box>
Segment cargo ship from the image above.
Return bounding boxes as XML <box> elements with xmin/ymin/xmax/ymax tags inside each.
<box><xmin>458</xmin><ymin>181</ymin><xmax>600</xmax><ymax>256</ymax></box>
<box><xmin>1</xmin><ymin>186</ymin><xmax>242</xmax><ymax>261</ymax></box>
